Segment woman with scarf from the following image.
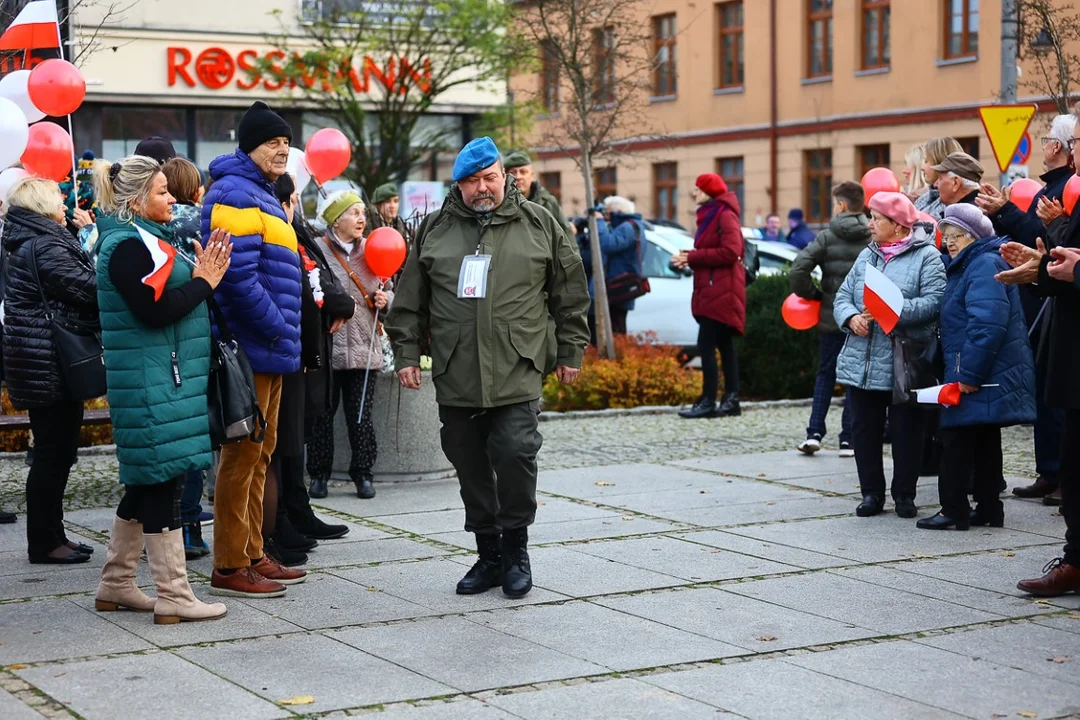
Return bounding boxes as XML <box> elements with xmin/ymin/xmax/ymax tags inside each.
<box><xmin>306</xmin><ymin>190</ymin><xmax>392</xmax><ymax>501</ymax></box>
<box><xmin>834</xmin><ymin>192</ymin><xmax>946</xmax><ymax>519</ymax></box>
<box><xmin>673</xmin><ymin>173</ymin><xmax>746</xmax><ymax>419</ymax></box>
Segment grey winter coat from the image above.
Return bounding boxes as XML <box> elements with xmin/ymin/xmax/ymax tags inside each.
<box><xmin>833</xmin><ymin>236</ymin><xmax>947</xmax><ymax>392</ymax></box>
<box><xmin>790</xmin><ymin>212</ymin><xmax>870</xmax><ymax>334</ymax></box>
<box><xmin>914</xmin><ymin>188</ymin><xmax>946</xmax><ymax>220</ymax></box>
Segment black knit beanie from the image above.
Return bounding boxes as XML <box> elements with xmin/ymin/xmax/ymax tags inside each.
<box><xmin>238</xmin><ymin>101</ymin><xmax>293</xmax><ymax>155</ymax></box>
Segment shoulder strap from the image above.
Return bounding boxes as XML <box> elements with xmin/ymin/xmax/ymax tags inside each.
<box><xmin>27</xmin><ymin>238</ymin><xmax>56</xmax><ymax>319</ymax></box>
<box><xmin>207</xmin><ymin>298</ymin><xmax>235</xmax><ymax>342</ymax></box>
<box><xmin>326</xmin><ymin>239</ymin><xmax>384</xmax><ymax>333</ymax></box>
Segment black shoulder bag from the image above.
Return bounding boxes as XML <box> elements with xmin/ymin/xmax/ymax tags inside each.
<box><xmin>28</xmin><ymin>238</ymin><xmax>107</xmax><ymax>401</ymax></box>
<box><xmin>206</xmin><ymin>298</ymin><xmax>266</xmax><ymax>448</ymax></box>
<box><xmin>606</xmin><ymin>219</ymin><xmax>651</xmax><ymax>305</ymax></box>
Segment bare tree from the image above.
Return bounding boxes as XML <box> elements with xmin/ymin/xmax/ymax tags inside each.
<box><xmin>1017</xmin><ymin>0</ymin><xmax>1080</xmax><ymax>113</ymax></box>
<box><xmin>255</xmin><ymin>0</ymin><xmax>528</xmax><ymax>191</ymax></box>
<box><xmin>512</xmin><ymin>0</ymin><xmax>665</xmax><ymax>359</ymax></box>
<box><xmin>0</xmin><ymin>0</ymin><xmax>142</xmax><ymax>69</ymax></box>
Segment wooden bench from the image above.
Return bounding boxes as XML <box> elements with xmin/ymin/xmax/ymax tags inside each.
<box><xmin>0</xmin><ymin>408</ymin><xmax>112</xmax><ymax>431</ymax></box>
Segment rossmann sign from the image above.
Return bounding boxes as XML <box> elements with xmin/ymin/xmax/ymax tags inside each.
<box><xmin>166</xmin><ymin>46</ymin><xmax>432</xmax><ymax>94</ymax></box>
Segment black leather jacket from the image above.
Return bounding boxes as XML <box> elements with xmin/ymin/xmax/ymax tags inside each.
<box><xmin>2</xmin><ymin>206</ymin><xmax>97</xmax><ymax>408</ymax></box>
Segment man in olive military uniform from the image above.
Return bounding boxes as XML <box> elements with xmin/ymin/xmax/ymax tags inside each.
<box><xmin>503</xmin><ymin>150</ymin><xmax>574</xmax><ymax>239</ymax></box>
<box><xmin>386</xmin><ymin>137</ymin><xmax>590</xmax><ymax>599</ymax></box>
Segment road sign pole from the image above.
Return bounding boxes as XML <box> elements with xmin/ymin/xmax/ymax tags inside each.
<box><xmin>1001</xmin><ymin>0</ymin><xmax>1020</xmax><ymax>185</ymax></box>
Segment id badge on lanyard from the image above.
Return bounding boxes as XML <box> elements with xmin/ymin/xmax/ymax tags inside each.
<box><xmin>457</xmin><ymin>254</ymin><xmax>491</xmax><ymax>298</ymax></box>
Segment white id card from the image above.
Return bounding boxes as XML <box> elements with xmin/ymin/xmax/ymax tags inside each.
<box><xmin>457</xmin><ymin>254</ymin><xmax>491</xmax><ymax>298</ymax></box>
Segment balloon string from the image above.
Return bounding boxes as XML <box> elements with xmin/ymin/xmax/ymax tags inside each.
<box><xmin>357</xmin><ymin>281</ymin><xmax>384</xmax><ymax>426</ymax></box>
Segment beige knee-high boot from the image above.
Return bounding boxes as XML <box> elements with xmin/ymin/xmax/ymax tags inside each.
<box><xmin>95</xmin><ymin>517</ymin><xmax>155</xmax><ymax>612</ymax></box>
<box><xmin>145</xmin><ymin>528</ymin><xmax>227</xmax><ymax>625</ymax></box>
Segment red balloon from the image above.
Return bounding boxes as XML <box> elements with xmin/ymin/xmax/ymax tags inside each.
<box><xmin>1008</xmin><ymin>177</ymin><xmax>1042</xmax><ymax>213</ymax></box>
<box><xmin>27</xmin><ymin>59</ymin><xmax>86</xmax><ymax>117</ymax></box>
<box><xmin>21</xmin><ymin>122</ymin><xmax>73</xmax><ymax>182</ymax></box>
<box><xmin>781</xmin><ymin>293</ymin><xmax>820</xmax><ymax>331</ymax></box>
<box><xmin>365</xmin><ymin>226</ymin><xmax>407</xmax><ymax>280</ymax></box>
<box><xmin>1064</xmin><ymin>175</ymin><xmax>1080</xmax><ymax>216</ymax></box>
<box><xmin>861</xmin><ymin>167</ymin><xmax>901</xmax><ymax>203</ymax></box>
<box><xmin>304</xmin><ymin>128</ymin><xmax>351</xmax><ymax>185</ymax></box>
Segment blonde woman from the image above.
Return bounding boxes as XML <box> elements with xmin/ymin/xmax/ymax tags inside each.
<box><xmin>902</xmin><ymin>144</ymin><xmax>928</xmax><ymax>201</ymax></box>
<box><xmin>2</xmin><ymin>177</ymin><xmax>98</xmax><ymax>564</ymax></box>
<box><xmin>914</xmin><ymin>137</ymin><xmax>964</xmax><ymax>220</ymax></box>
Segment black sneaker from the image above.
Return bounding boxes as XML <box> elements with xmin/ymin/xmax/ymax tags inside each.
<box><xmin>265</xmin><ymin>536</ymin><xmax>308</xmax><ymax>567</ymax></box>
<box><xmin>679</xmin><ymin>397</ymin><xmax>716</xmax><ymax>419</ymax></box>
<box><xmin>295</xmin><ymin>516</ymin><xmax>350</xmax><ymax>540</ymax></box>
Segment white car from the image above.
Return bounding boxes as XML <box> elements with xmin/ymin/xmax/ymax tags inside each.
<box><xmin>626</xmin><ymin>225</ymin><xmax>818</xmax><ymax>351</ymax></box>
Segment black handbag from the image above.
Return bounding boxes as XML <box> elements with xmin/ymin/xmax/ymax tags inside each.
<box><xmin>206</xmin><ymin>299</ymin><xmax>266</xmax><ymax>449</ymax></box>
<box><xmin>605</xmin><ymin>219</ymin><xmax>651</xmax><ymax>305</ymax></box>
<box><xmin>892</xmin><ymin>331</ymin><xmax>944</xmax><ymax>404</ymax></box>
<box><xmin>28</xmin><ymin>239</ymin><xmax>107</xmax><ymax>401</ymax></box>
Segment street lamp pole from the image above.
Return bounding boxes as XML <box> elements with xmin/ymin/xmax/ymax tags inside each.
<box><xmin>1001</xmin><ymin>0</ymin><xmax>1020</xmax><ymax>185</ymax></box>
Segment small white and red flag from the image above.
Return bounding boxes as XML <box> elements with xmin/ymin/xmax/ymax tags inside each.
<box><xmin>863</xmin><ymin>264</ymin><xmax>904</xmax><ymax>335</ymax></box>
<box><xmin>136</xmin><ymin>225</ymin><xmax>176</xmax><ymax>301</ymax></box>
<box><xmin>915</xmin><ymin>383</ymin><xmax>962</xmax><ymax>407</ymax></box>
<box><xmin>0</xmin><ymin>1</ymin><xmax>60</xmax><ymax>52</ymax></box>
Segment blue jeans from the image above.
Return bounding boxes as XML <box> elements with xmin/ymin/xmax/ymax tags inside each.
<box><xmin>180</xmin><ymin>469</ymin><xmax>204</xmax><ymax>524</ymax></box>
<box><xmin>807</xmin><ymin>332</ymin><xmax>852</xmax><ymax>444</ymax></box>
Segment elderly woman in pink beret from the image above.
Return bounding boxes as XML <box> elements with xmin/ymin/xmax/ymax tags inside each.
<box><xmin>832</xmin><ymin>192</ymin><xmax>947</xmax><ymax>519</ymax></box>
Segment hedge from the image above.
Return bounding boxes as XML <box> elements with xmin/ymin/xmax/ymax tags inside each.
<box><xmin>740</xmin><ymin>272</ymin><xmax>820</xmax><ymax>400</ymax></box>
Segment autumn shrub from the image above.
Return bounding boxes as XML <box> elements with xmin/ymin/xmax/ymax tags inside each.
<box><xmin>741</xmin><ymin>272</ymin><xmax>820</xmax><ymax>400</ymax></box>
<box><xmin>0</xmin><ymin>387</ymin><xmax>113</xmax><ymax>452</ymax></box>
<box><xmin>542</xmin><ymin>333</ymin><xmax>700</xmax><ymax>411</ymax></box>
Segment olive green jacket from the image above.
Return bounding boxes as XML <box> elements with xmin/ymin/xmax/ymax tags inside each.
<box><xmin>385</xmin><ymin>180</ymin><xmax>591</xmax><ymax>409</ymax></box>
<box><xmin>527</xmin><ymin>182</ymin><xmax>571</xmax><ymax>239</ymax></box>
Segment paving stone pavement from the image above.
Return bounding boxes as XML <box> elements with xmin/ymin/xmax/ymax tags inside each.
<box><xmin>1</xmin><ymin>406</ymin><xmax>1079</xmax><ymax>719</ymax></box>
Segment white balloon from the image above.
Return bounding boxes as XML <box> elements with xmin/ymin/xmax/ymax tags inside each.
<box><xmin>0</xmin><ymin>97</ymin><xmax>29</xmax><ymax>170</ymax></box>
<box><xmin>0</xmin><ymin>167</ymin><xmax>29</xmax><ymax>202</ymax></box>
<box><xmin>0</xmin><ymin>70</ymin><xmax>45</xmax><ymax>124</ymax></box>
<box><xmin>286</xmin><ymin>147</ymin><xmax>312</xmax><ymax>194</ymax></box>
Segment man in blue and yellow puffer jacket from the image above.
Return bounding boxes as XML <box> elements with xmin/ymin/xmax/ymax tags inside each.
<box><xmin>201</xmin><ymin>101</ymin><xmax>306</xmax><ymax>599</ymax></box>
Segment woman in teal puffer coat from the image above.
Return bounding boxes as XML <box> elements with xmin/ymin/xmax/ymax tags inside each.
<box><xmin>92</xmin><ymin>155</ymin><xmax>232</xmax><ymax>625</ymax></box>
<box><xmin>833</xmin><ymin>192</ymin><xmax>946</xmax><ymax>520</ymax></box>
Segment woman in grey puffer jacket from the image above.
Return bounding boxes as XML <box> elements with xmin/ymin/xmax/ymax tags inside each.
<box><xmin>834</xmin><ymin>192</ymin><xmax>946</xmax><ymax>520</ymax></box>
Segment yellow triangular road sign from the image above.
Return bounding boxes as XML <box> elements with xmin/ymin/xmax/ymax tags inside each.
<box><xmin>979</xmin><ymin>104</ymin><xmax>1038</xmax><ymax>173</ymax></box>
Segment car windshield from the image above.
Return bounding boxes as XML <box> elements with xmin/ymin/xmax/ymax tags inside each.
<box><xmin>642</xmin><ymin>238</ymin><xmax>682</xmax><ymax>278</ymax></box>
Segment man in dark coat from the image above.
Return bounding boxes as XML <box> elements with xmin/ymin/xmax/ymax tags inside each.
<box><xmin>790</xmin><ymin>181</ymin><xmax>869</xmax><ymax>456</ymax></box>
<box><xmin>786</xmin><ymin>208</ymin><xmax>815</xmax><ymax>250</ymax></box>
<box><xmin>503</xmin><ymin>150</ymin><xmax>572</xmax><ymax>239</ymax></box>
<box><xmin>978</xmin><ymin>114</ymin><xmax>1076</xmax><ymax>504</ymax></box>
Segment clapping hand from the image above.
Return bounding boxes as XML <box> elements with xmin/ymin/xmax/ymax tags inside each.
<box><xmin>1036</xmin><ymin>197</ymin><xmax>1065</xmax><ymax>226</ymax></box>
<box><xmin>975</xmin><ymin>183</ymin><xmax>1008</xmax><ymax>215</ymax></box>
<box><xmin>192</xmin><ymin>229</ymin><xmax>233</xmax><ymax>289</ymax></box>
<box><xmin>996</xmin><ymin>238</ymin><xmax>1046</xmax><ymax>285</ymax></box>
<box><xmin>1047</xmin><ymin>246</ymin><xmax>1080</xmax><ymax>282</ymax></box>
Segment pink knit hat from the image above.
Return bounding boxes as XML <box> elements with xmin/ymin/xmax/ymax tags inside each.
<box><xmin>868</xmin><ymin>191</ymin><xmax>918</xmax><ymax>228</ymax></box>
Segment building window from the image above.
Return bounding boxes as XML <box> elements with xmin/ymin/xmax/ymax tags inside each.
<box><xmin>861</xmin><ymin>0</ymin><xmax>890</xmax><ymax>70</ymax></box>
<box><xmin>102</xmin><ymin>107</ymin><xmax>190</xmax><ymax>163</ymax></box>
<box><xmin>540</xmin><ymin>41</ymin><xmax>560</xmax><ymax>113</ymax></box>
<box><xmin>594</xmin><ymin>167</ymin><xmax>617</xmax><ymax>203</ymax></box>
<box><xmin>653</xmin><ymin>163</ymin><xmax>678</xmax><ymax>221</ymax></box>
<box><xmin>653</xmin><ymin>14</ymin><xmax>677</xmax><ymax>97</ymax></box>
<box><xmin>804</xmin><ymin>149</ymin><xmax>833</xmax><ymax>224</ymax></box>
<box><xmin>592</xmin><ymin>26</ymin><xmax>616</xmax><ymax>105</ymax></box>
<box><xmin>857</xmin><ymin>144</ymin><xmax>891</xmax><ymax>178</ymax></box>
<box><xmin>807</xmin><ymin>0</ymin><xmax>833</xmax><ymax>78</ymax></box>
<box><xmin>717</xmin><ymin>2</ymin><xmax>744</xmax><ymax>89</ymax></box>
<box><xmin>944</xmin><ymin>0</ymin><xmax>978</xmax><ymax>59</ymax></box>
<box><xmin>540</xmin><ymin>171</ymin><xmax>562</xmax><ymax>204</ymax></box>
<box><xmin>716</xmin><ymin>156</ymin><xmax>744</xmax><ymax>211</ymax></box>
<box><xmin>957</xmin><ymin>136</ymin><xmax>980</xmax><ymax>158</ymax></box>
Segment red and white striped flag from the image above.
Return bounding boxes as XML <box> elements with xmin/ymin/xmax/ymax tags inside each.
<box><xmin>915</xmin><ymin>383</ymin><xmax>962</xmax><ymax>407</ymax></box>
<box><xmin>0</xmin><ymin>1</ymin><xmax>60</xmax><ymax>52</ymax></box>
<box><xmin>863</xmin><ymin>264</ymin><xmax>904</xmax><ymax>335</ymax></box>
<box><xmin>136</xmin><ymin>226</ymin><xmax>176</xmax><ymax>301</ymax></box>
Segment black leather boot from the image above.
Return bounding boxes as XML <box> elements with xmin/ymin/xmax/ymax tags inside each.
<box><xmin>355</xmin><ymin>473</ymin><xmax>376</xmax><ymax>499</ymax></box>
<box><xmin>276</xmin><ymin>516</ymin><xmax>318</xmax><ymax>552</ymax></box>
<box><xmin>1012</xmin><ymin>476</ymin><xmax>1057</xmax><ymax>499</ymax></box>
<box><xmin>894</xmin><ymin>496</ymin><xmax>919</xmax><ymax>519</ymax></box>
<box><xmin>856</xmin><ymin>495</ymin><xmax>885</xmax><ymax>517</ymax></box>
<box><xmin>456</xmin><ymin>533</ymin><xmax>502</xmax><ymax>595</ymax></box>
<box><xmin>679</xmin><ymin>397</ymin><xmax>716</xmax><ymax>419</ymax></box>
<box><xmin>309</xmin><ymin>478</ymin><xmax>328</xmax><ymax>499</ymax></box>
<box><xmin>501</xmin><ymin>528</ymin><xmax>533</xmax><ymax>599</ymax></box>
<box><xmin>714</xmin><ymin>392</ymin><xmax>741</xmax><ymax>417</ymax></box>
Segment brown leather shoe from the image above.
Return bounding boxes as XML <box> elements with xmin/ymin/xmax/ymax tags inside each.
<box><xmin>1012</xmin><ymin>476</ymin><xmax>1057</xmax><ymax>499</ymax></box>
<box><xmin>1017</xmin><ymin>558</ymin><xmax>1080</xmax><ymax>597</ymax></box>
<box><xmin>252</xmin><ymin>556</ymin><xmax>307</xmax><ymax>586</ymax></box>
<box><xmin>1043</xmin><ymin>488</ymin><xmax>1063</xmax><ymax>507</ymax></box>
<box><xmin>209</xmin><ymin>567</ymin><xmax>287</xmax><ymax>598</ymax></box>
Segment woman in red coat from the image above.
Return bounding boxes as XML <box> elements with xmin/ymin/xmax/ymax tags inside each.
<box><xmin>673</xmin><ymin>173</ymin><xmax>747</xmax><ymax>419</ymax></box>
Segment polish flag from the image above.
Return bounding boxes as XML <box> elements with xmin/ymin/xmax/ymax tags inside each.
<box><xmin>915</xmin><ymin>383</ymin><xmax>962</xmax><ymax>407</ymax></box>
<box><xmin>136</xmin><ymin>225</ymin><xmax>176</xmax><ymax>301</ymax></box>
<box><xmin>863</xmin><ymin>264</ymin><xmax>904</xmax><ymax>335</ymax></box>
<box><xmin>0</xmin><ymin>1</ymin><xmax>60</xmax><ymax>51</ymax></box>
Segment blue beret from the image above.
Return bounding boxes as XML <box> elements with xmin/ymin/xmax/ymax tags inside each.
<box><xmin>453</xmin><ymin>137</ymin><xmax>501</xmax><ymax>182</ymax></box>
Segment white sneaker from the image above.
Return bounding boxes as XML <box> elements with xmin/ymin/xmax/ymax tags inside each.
<box><xmin>839</xmin><ymin>442</ymin><xmax>855</xmax><ymax>458</ymax></box>
<box><xmin>798</xmin><ymin>438</ymin><xmax>822</xmax><ymax>455</ymax></box>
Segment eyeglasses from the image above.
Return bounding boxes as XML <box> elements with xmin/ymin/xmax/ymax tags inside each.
<box><xmin>941</xmin><ymin>231</ymin><xmax>967</xmax><ymax>243</ymax></box>
<box><xmin>1068</xmin><ymin>137</ymin><xmax>1080</xmax><ymax>150</ymax></box>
